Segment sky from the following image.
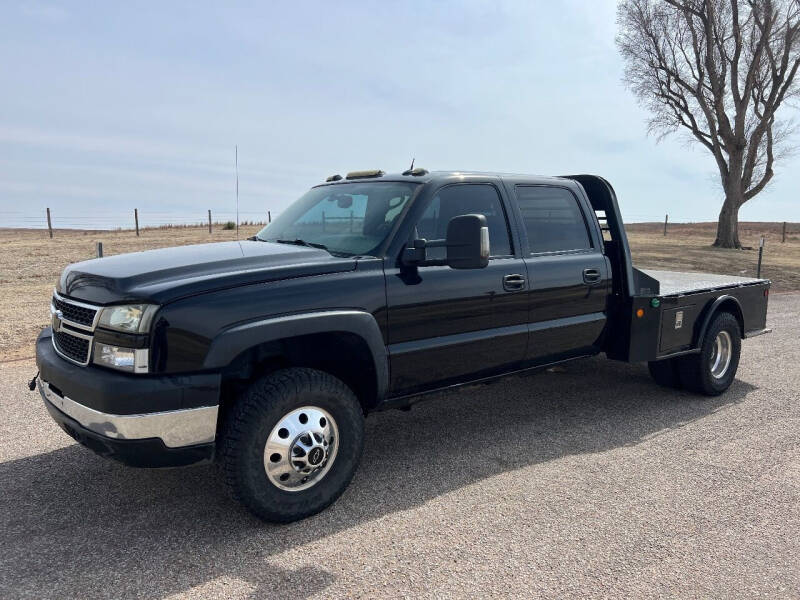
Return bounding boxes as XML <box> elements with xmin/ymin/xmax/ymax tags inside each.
<box><xmin>1</xmin><ymin>0</ymin><xmax>799</xmax><ymax>230</ymax></box>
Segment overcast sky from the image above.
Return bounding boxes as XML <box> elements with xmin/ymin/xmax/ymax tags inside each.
<box><xmin>1</xmin><ymin>0</ymin><xmax>798</xmax><ymax>229</ymax></box>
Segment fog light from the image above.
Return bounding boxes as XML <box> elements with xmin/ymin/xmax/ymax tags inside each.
<box><xmin>93</xmin><ymin>343</ymin><xmax>148</xmax><ymax>373</ymax></box>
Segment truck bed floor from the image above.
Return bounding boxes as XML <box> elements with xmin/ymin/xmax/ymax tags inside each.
<box><xmin>641</xmin><ymin>269</ymin><xmax>768</xmax><ymax>297</ymax></box>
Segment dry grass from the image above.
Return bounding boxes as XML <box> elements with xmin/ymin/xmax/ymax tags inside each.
<box><xmin>1</xmin><ymin>222</ymin><xmax>798</xmax><ymax>362</ymax></box>
<box><xmin>627</xmin><ymin>221</ymin><xmax>800</xmax><ymax>291</ymax></box>
<box><xmin>0</xmin><ymin>225</ymin><xmax>263</xmax><ymax>362</ymax></box>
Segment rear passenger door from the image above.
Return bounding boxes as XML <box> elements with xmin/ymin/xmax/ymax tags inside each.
<box><xmin>510</xmin><ymin>184</ymin><xmax>609</xmax><ymax>362</ymax></box>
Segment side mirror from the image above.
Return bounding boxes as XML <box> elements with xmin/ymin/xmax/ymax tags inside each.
<box><xmin>445</xmin><ymin>214</ymin><xmax>489</xmax><ymax>269</ymax></box>
<box><xmin>402</xmin><ymin>214</ymin><xmax>490</xmax><ymax>269</ymax></box>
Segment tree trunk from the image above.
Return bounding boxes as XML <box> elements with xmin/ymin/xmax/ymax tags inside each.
<box><xmin>713</xmin><ymin>193</ymin><xmax>742</xmax><ymax>249</ymax></box>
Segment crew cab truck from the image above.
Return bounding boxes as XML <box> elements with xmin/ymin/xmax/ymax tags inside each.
<box><xmin>33</xmin><ymin>170</ymin><xmax>771</xmax><ymax>522</ymax></box>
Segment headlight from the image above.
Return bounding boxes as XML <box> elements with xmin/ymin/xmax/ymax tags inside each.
<box><xmin>93</xmin><ymin>343</ymin><xmax>149</xmax><ymax>373</ymax></box>
<box><xmin>98</xmin><ymin>304</ymin><xmax>157</xmax><ymax>333</ymax></box>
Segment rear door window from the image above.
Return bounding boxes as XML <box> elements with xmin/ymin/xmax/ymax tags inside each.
<box><xmin>514</xmin><ymin>186</ymin><xmax>592</xmax><ymax>254</ymax></box>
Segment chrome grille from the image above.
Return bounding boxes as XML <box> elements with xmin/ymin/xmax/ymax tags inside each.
<box><xmin>53</xmin><ymin>295</ymin><xmax>97</xmax><ymax>328</ymax></box>
<box><xmin>53</xmin><ymin>329</ymin><xmax>91</xmax><ymax>365</ymax></box>
<box><xmin>52</xmin><ymin>291</ymin><xmax>99</xmax><ymax>330</ymax></box>
<box><xmin>51</xmin><ymin>291</ymin><xmax>100</xmax><ymax>366</ymax></box>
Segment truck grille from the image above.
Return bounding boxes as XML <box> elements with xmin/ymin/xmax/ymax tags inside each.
<box><xmin>53</xmin><ymin>294</ymin><xmax>98</xmax><ymax>328</ymax></box>
<box><xmin>53</xmin><ymin>329</ymin><xmax>91</xmax><ymax>365</ymax></box>
<box><xmin>51</xmin><ymin>292</ymin><xmax>100</xmax><ymax>366</ymax></box>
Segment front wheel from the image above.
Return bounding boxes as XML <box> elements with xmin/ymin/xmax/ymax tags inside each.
<box><xmin>678</xmin><ymin>312</ymin><xmax>741</xmax><ymax>396</ymax></box>
<box><xmin>221</xmin><ymin>368</ymin><xmax>364</xmax><ymax>522</ymax></box>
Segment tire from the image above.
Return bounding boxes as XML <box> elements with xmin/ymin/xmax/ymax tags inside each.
<box><xmin>221</xmin><ymin>368</ymin><xmax>364</xmax><ymax>522</ymax></box>
<box><xmin>678</xmin><ymin>311</ymin><xmax>741</xmax><ymax>396</ymax></box>
<box><xmin>648</xmin><ymin>358</ymin><xmax>682</xmax><ymax>389</ymax></box>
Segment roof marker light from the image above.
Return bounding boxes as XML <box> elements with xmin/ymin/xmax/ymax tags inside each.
<box><xmin>345</xmin><ymin>169</ymin><xmax>385</xmax><ymax>180</ymax></box>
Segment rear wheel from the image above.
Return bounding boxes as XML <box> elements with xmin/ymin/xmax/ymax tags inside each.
<box><xmin>678</xmin><ymin>312</ymin><xmax>741</xmax><ymax>396</ymax></box>
<box><xmin>648</xmin><ymin>358</ymin><xmax>682</xmax><ymax>389</ymax></box>
<box><xmin>221</xmin><ymin>368</ymin><xmax>364</xmax><ymax>522</ymax></box>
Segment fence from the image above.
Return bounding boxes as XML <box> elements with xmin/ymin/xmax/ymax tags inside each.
<box><xmin>3</xmin><ymin>208</ymin><xmax>375</xmax><ymax>238</ymax></box>
<box><xmin>2</xmin><ymin>208</ymin><xmax>798</xmax><ymax>244</ymax></box>
<box><xmin>1</xmin><ymin>208</ymin><xmax>275</xmax><ymax>236</ymax></box>
<box><xmin>624</xmin><ymin>213</ymin><xmax>799</xmax><ymax>242</ymax></box>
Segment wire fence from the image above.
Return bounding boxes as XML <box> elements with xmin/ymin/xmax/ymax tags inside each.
<box><xmin>1</xmin><ymin>208</ymin><xmax>797</xmax><ymax>242</ymax></box>
<box><xmin>0</xmin><ymin>208</ymin><xmax>275</xmax><ymax>232</ymax></box>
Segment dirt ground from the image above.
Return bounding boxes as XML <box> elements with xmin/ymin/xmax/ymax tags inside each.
<box><xmin>1</xmin><ymin>221</ymin><xmax>798</xmax><ymax>362</ymax></box>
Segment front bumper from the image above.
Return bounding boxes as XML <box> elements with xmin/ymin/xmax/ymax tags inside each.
<box><xmin>35</xmin><ymin>328</ymin><xmax>219</xmax><ymax>467</ymax></box>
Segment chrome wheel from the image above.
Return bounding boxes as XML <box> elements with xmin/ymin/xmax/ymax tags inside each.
<box><xmin>264</xmin><ymin>406</ymin><xmax>338</xmax><ymax>492</ymax></box>
<box><xmin>709</xmin><ymin>330</ymin><xmax>732</xmax><ymax>379</ymax></box>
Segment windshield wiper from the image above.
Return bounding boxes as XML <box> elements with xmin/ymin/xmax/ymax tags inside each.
<box><xmin>273</xmin><ymin>238</ymin><xmax>330</xmax><ymax>251</ymax></box>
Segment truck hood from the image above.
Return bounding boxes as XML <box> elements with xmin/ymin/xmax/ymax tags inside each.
<box><xmin>58</xmin><ymin>241</ymin><xmax>357</xmax><ymax>305</ymax></box>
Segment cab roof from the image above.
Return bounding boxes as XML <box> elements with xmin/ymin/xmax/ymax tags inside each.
<box><xmin>317</xmin><ymin>170</ymin><xmax>572</xmax><ymax>187</ymax></box>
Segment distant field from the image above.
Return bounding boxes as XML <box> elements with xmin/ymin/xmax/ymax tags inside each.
<box><xmin>625</xmin><ymin>221</ymin><xmax>800</xmax><ymax>291</ymax></box>
<box><xmin>1</xmin><ymin>221</ymin><xmax>798</xmax><ymax>362</ymax></box>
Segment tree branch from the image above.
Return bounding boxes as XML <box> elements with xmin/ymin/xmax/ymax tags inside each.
<box><xmin>617</xmin><ymin>0</ymin><xmax>800</xmax><ymax>220</ymax></box>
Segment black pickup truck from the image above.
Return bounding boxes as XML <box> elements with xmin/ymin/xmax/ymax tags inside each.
<box><xmin>33</xmin><ymin>170</ymin><xmax>771</xmax><ymax>522</ymax></box>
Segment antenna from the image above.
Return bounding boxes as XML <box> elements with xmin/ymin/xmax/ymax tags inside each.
<box><xmin>235</xmin><ymin>145</ymin><xmax>239</xmax><ymax>239</ymax></box>
<box><xmin>408</xmin><ymin>157</ymin><xmax>415</xmax><ymax>171</ymax></box>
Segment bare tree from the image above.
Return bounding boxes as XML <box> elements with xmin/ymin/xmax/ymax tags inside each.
<box><xmin>617</xmin><ymin>0</ymin><xmax>800</xmax><ymax>248</ymax></box>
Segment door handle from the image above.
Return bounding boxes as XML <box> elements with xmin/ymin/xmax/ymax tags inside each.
<box><xmin>583</xmin><ymin>268</ymin><xmax>601</xmax><ymax>284</ymax></box>
<box><xmin>503</xmin><ymin>273</ymin><xmax>526</xmax><ymax>291</ymax></box>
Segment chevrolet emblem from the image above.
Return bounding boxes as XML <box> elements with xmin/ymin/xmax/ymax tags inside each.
<box><xmin>52</xmin><ymin>309</ymin><xmax>63</xmax><ymax>332</ymax></box>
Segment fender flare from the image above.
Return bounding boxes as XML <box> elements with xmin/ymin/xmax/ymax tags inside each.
<box><xmin>694</xmin><ymin>295</ymin><xmax>744</xmax><ymax>347</ymax></box>
<box><xmin>203</xmin><ymin>310</ymin><xmax>388</xmax><ymax>400</ymax></box>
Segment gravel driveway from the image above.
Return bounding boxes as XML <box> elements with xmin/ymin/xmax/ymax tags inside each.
<box><xmin>1</xmin><ymin>294</ymin><xmax>798</xmax><ymax>599</ymax></box>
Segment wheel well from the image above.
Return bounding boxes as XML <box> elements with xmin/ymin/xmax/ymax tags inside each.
<box><xmin>695</xmin><ymin>298</ymin><xmax>744</xmax><ymax>345</ymax></box>
<box><xmin>217</xmin><ymin>331</ymin><xmax>379</xmax><ymax>432</ymax></box>
<box><xmin>712</xmin><ymin>298</ymin><xmax>744</xmax><ymax>337</ymax></box>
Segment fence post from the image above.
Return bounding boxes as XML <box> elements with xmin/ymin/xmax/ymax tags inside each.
<box><xmin>134</xmin><ymin>208</ymin><xmax>140</xmax><ymax>236</ymax></box>
<box><xmin>96</xmin><ymin>242</ymin><xmax>103</xmax><ymax>258</ymax></box>
<box><xmin>268</xmin><ymin>210</ymin><xmax>271</xmax><ymax>223</ymax></box>
<box><xmin>46</xmin><ymin>207</ymin><xmax>53</xmax><ymax>239</ymax></box>
<box><xmin>208</xmin><ymin>210</ymin><xmax>212</xmax><ymax>234</ymax></box>
<box><xmin>663</xmin><ymin>214</ymin><xmax>668</xmax><ymax>236</ymax></box>
<box><xmin>782</xmin><ymin>221</ymin><xmax>787</xmax><ymax>243</ymax></box>
<box><xmin>757</xmin><ymin>236</ymin><xmax>764</xmax><ymax>278</ymax></box>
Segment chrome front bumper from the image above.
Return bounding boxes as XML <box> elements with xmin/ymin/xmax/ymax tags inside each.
<box><xmin>38</xmin><ymin>377</ymin><xmax>219</xmax><ymax>449</ymax></box>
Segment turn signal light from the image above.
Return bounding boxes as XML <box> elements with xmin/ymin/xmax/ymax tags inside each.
<box><xmin>636</xmin><ymin>308</ymin><xmax>645</xmax><ymax>318</ymax></box>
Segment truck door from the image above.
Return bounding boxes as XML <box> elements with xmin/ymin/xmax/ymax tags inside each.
<box><xmin>511</xmin><ymin>184</ymin><xmax>609</xmax><ymax>362</ymax></box>
<box><xmin>385</xmin><ymin>182</ymin><xmax>529</xmax><ymax>395</ymax></box>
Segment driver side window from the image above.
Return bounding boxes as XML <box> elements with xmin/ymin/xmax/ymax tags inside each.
<box><xmin>416</xmin><ymin>184</ymin><xmax>512</xmax><ymax>259</ymax></box>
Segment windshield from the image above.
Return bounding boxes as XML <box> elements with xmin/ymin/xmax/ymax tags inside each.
<box><xmin>256</xmin><ymin>181</ymin><xmax>419</xmax><ymax>256</ymax></box>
